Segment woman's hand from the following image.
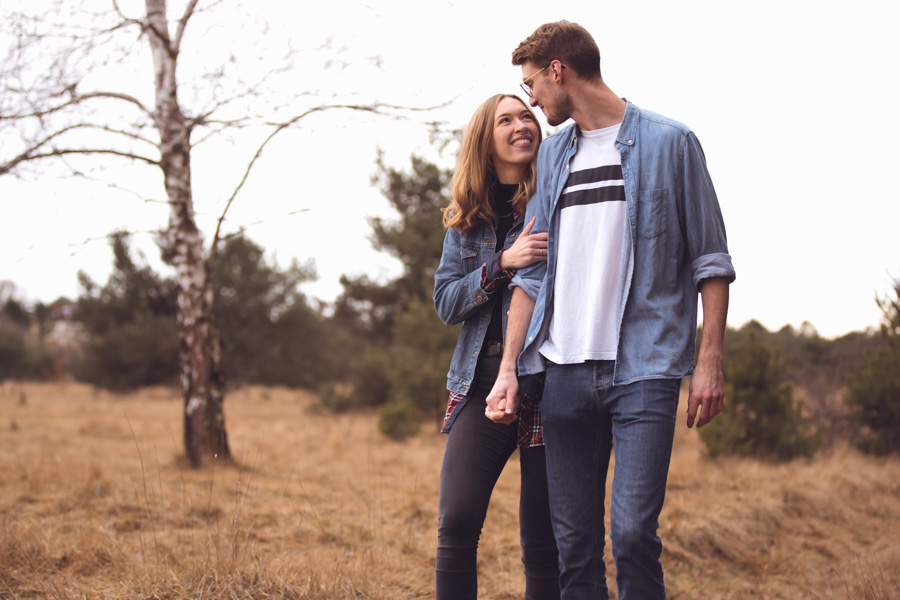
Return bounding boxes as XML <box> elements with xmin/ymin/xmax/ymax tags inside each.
<box><xmin>499</xmin><ymin>217</ymin><xmax>549</xmax><ymax>270</ymax></box>
<box><xmin>485</xmin><ymin>369</ymin><xmax>520</xmax><ymax>424</ymax></box>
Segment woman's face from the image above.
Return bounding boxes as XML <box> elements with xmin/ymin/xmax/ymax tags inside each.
<box><xmin>491</xmin><ymin>97</ymin><xmax>539</xmax><ymax>183</ymax></box>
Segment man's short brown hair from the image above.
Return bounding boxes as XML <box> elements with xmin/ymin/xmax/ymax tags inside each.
<box><xmin>512</xmin><ymin>21</ymin><xmax>602</xmax><ymax>81</ymax></box>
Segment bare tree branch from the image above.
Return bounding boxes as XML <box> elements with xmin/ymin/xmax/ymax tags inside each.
<box><xmin>0</xmin><ymin>90</ymin><xmax>151</xmax><ymax>121</ymax></box>
<box><xmin>1</xmin><ymin>149</ymin><xmax>159</xmax><ymax>177</ymax></box>
<box><xmin>1</xmin><ymin>122</ymin><xmax>158</xmax><ymax>176</ymax></box>
<box><xmin>68</xmin><ymin>170</ymin><xmax>167</xmax><ymax>205</ymax></box>
<box><xmin>172</xmin><ymin>0</ymin><xmax>200</xmax><ymax>55</ymax></box>
<box><xmin>142</xmin><ymin>0</ymin><xmax>174</xmax><ymax>61</ymax></box>
<box><xmin>110</xmin><ymin>0</ymin><xmax>143</xmax><ymax>29</ymax></box>
<box><xmin>206</xmin><ymin>99</ymin><xmax>456</xmax><ymax>262</ymax></box>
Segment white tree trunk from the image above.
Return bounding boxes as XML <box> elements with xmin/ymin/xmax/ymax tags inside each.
<box><xmin>145</xmin><ymin>0</ymin><xmax>229</xmax><ymax>468</ymax></box>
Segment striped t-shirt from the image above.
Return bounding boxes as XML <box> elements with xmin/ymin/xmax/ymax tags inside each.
<box><xmin>539</xmin><ymin>123</ymin><xmax>630</xmax><ymax>364</ymax></box>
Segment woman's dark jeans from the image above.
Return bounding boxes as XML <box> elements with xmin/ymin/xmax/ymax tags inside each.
<box><xmin>436</xmin><ymin>356</ymin><xmax>560</xmax><ymax>599</ymax></box>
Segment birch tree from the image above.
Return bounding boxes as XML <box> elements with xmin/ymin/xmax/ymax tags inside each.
<box><xmin>0</xmin><ymin>0</ymin><xmax>425</xmax><ymax>467</ymax></box>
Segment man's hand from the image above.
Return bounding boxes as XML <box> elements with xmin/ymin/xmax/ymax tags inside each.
<box><xmin>686</xmin><ymin>356</ymin><xmax>724</xmax><ymax>428</ymax></box>
<box><xmin>485</xmin><ymin>369</ymin><xmax>519</xmax><ymax>424</ymax></box>
<box><xmin>485</xmin><ymin>286</ymin><xmax>537</xmax><ymax>425</ymax></box>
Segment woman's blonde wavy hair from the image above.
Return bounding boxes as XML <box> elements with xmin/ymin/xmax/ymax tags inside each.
<box><xmin>442</xmin><ymin>94</ymin><xmax>542</xmax><ymax>233</ymax></box>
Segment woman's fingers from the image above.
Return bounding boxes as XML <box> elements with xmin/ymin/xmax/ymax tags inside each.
<box><xmin>520</xmin><ymin>216</ymin><xmax>536</xmax><ymax>236</ymax></box>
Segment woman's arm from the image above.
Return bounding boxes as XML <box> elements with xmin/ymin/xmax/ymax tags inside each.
<box><xmin>433</xmin><ymin>219</ymin><xmax>548</xmax><ymax>326</ymax></box>
<box><xmin>499</xmin><ymin>217</ymin><xmax>548</xmax><ymax>270</ymax></box>
<box><xmin>433</xmin><ymin>226</ymin><xmax>492</xmax><ymax>326</ymax></box>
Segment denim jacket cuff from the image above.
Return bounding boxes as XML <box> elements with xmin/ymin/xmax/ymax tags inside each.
<box><xmin>482</xmin><ymin>250</ymin><xmax>517</xmax><ymax>293</ymax></box>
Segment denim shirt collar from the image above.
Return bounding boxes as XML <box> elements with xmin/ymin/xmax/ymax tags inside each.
<box><xmin>562</xmin><ymin>99</ymin><xmax>638</xmax><ymax>149</ymax></box>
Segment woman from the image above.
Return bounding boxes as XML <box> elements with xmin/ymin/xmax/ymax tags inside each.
<box><xmin>433</xmin><ymin>94</ymin><xmax>559</xmax><ymax>600</ymax></box>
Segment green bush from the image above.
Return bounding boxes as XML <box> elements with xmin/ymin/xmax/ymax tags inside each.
<box><xmin>0</xmin><ymin>324</ymin><xmax>64</xmax><ymax>382</ymax></box>
<box><xmin>385</xmin><ymin>296</ymin><xmax>459</xmax><ymax>417</ymax></box>
<box><xmin>845</xmin><ymin>277</ymin><xmax>900</xmax><ymax>455</ymax></box>
<box><xmin>319</xmin><ymin>295</ymin><xmax>457</xmax><ymax>423</ymax></box>
<box><xmin>72</xmin><ymin>313</ymin><xmax>179</xmax><ymax>390</ymax></box>
<box><xmin>378</xmin><ymin>400</ymin><xmax>420</xmax><ymax>440</ymax></box>
<box><xmin>0</xmin><ymin>325</ymin><xmax>26</xmax><ymax>380</ymax></box>
<box><xmin>846</xmin><ymin>344</ymin><xmax>900</xmax><ymax>454</ymax></box>
<box><xmin>699</xmin><ymin>332</ymin><xmax>820</xmax><ymax>461</ymax></box>
<box><xmin>348</xmin><ymin>353</ymin><xmax>394</xmax><ymax>409</ymax></box>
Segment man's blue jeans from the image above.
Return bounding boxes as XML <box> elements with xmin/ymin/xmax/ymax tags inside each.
<box><xmin>542</xmin><ymin>360</ymin><xmax>680</xmax><ymax>600</ymax></box>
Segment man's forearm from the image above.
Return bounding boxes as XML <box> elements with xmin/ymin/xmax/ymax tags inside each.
<box><xmin>485</xmin><ymin>286</ymin><xmax>537</xmax><ymax>421</ymax></box>
<box><xmin>685</xmin><ymin>277</ymin><xmax>731</xmax><ymax>428</ymax></box>
<box><xmin>697</xmin><ymin>277</ymin><xmax>730</xmax><ymax>363</ymax></box>
<box><xmin>500</xmin><ymin>286</ymin><xmax>536</xmax><ymax>374</ymax></box>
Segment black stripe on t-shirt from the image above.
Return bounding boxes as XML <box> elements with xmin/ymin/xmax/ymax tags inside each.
<box><xmin>565</xmin><ymin>165</ymin><xmax>623</xmax><ymax>187</ymax></box>
<box><xmin>559</xmin><ymin>184</ymin><xmax>626</xmax><ymax>209</ymax></box>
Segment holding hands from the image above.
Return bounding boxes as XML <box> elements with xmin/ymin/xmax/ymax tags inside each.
<box><xmin>484</xmin><ymin>218</ymin><xmax>546</xmax><ymax>425</ymax></box>
<box><xmin>485</xmin><ymin>370</ymin><xmax>520</xmax><ymax>424</ymax></box>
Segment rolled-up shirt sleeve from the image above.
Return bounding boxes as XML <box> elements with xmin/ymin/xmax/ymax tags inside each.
<box><xmin>691</xmin><ymin>252</ymin><xmax>735</xmax><ymax>290</ymax></box>
<box><xmin>510</xmin><ymin>271</ymin><xmax>543</xmax><ymax>300</ymax></box>
<box><xmin>681</xmin><ymin>132</ymin><xmax>736</xmax><ymax>290</ymax></box>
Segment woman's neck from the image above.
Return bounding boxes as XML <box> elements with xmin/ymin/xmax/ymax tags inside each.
<box><xmin>495</xmin><ymin>164</ymin><xmax>526</xmax><ymax>185</ymax></box>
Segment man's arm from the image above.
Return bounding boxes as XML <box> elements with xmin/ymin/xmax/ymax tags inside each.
<box><xmin>485</xmin><ymin>286</ymin><xmax>536</xmax><ymax>424</ymax></box>
<box><xmin>686</xmin><ymin>277</ymin><xmax>730</xmax><ymax>428</ymax></box>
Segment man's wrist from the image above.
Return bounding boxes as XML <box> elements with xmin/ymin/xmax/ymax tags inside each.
<box><xmin>498</xmin><ymin>360</ymin><xmax>517</xmax><ymax>376</ymax></box>
<box><xmin>697</xmin><ymin>346</ymin><xmax>723</xmax><ymax>365</ymax></box>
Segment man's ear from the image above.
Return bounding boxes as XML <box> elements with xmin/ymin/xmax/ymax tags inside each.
<box><xmin>552</xmin><ymin>61</ymin><xmax>566</xmax><ymax>84</ymax></box>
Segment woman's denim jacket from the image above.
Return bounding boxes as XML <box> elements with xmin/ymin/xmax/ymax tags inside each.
<box><xmin>434</xmin><ymin>215</ymin><xmax>523</xmax><ymax>398</ymax></box>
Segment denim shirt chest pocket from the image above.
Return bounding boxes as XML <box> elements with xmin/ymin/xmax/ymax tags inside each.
<box><xmin>637</xmin><ymin>188</ymin><xmax>668</xmax><ymax>239</ymax></box>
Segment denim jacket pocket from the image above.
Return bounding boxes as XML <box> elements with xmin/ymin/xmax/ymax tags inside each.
<box><xmin>459</xmin><ymin>242</ymin><xmax>478</xmax><ymax>271</ymax></box>
<box><xmin>637</xmin><ymin>188</ymin><xmax>668</xmax><ymax>239</ymax></box>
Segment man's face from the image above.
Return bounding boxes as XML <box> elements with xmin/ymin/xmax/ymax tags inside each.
<box><xmin>521</xmin><ymin>61</ymin><xmax>571</xmax><ymax>127</ymax></box>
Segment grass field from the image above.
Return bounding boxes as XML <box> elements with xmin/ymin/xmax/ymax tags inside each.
<box><xmin>1</xmin><ymin>382</ymin><xmax>898</xmax><ymax>599</ymax></box>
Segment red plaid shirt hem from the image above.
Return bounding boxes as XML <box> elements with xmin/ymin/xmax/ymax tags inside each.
<box><xmin>442</xmin><ymin>389</ymin><xmax>544</xmax><ymax>448</ymax></box>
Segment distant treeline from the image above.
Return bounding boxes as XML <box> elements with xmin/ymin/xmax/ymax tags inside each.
<box><xmin>1</xmin><ymin>154</ymin><xmax>897</xmax><ymax>456</ymax></box>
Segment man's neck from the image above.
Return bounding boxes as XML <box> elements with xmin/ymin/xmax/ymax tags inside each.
<box><xmin>570</xmin><ymin>80</ymin><xmax>627</xmax><ymax>131</ymax></box>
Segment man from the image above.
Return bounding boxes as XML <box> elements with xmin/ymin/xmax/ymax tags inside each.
<box><xmin>485</xmin><ymin>21</ymin><xmax>736</xmax><ymax>600</ymax></box>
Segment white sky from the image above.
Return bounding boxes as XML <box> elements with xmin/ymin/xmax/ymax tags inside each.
<box><xmin>1</xmin><ymin>0</ymin><xmax>899</xmax><ymax>339</ymax></box>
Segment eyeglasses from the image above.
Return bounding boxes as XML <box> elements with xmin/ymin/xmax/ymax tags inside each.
<box><xmin>520</xmin><ymin>64</ymin><xmax>551</xmax><ymax>98</ymax></box>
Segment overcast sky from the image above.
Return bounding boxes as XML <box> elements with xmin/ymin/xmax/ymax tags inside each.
<box><xmin>2</xmin><ymin>0</ymin><xmax>898</xmax><ymax>339</ymax></box>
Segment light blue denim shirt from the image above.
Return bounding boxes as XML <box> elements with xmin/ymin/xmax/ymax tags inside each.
<box><xmin>513</xmin><ymin>100</ymin><xmax>736</xmax><ymax>385</ymax></box>
<box><xmin>434</xmin><ymin>215</ymin><xmax>524</xmax><ymax>396</ymax></box>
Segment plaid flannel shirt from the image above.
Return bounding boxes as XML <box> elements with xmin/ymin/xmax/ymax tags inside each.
<box><xmin>441</xmin><ymin>254</ymin><xmax>546</xmax><ymax>448</ymax></box>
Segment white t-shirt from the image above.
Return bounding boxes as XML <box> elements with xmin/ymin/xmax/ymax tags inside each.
<box><xmin>539</xmin><ymin>123</ymin><xmax>630</xmax><ymax>364</ymax></box>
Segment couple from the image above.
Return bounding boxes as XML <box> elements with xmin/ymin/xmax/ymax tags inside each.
<box><xmin>433</xmin><ymin>21</ymin><xmax>736</xmax><ymax>600</ymax></box>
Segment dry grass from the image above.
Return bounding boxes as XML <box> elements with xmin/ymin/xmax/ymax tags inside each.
<box><xmin>1</xmin><ymin>382</ymin><xmax>898</xmax><ymax>599</ymax></box>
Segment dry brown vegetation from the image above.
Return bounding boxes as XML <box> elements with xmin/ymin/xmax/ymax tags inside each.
<box><xmin>1</xmin><ymin>382</ymin><xmax>898</xmax><ymax>599</ymax></box>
